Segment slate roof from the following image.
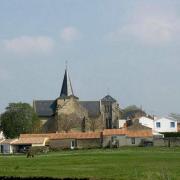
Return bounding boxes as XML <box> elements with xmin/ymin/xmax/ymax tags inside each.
<box><xmin>33</xmin><ymin>100</ymin><xmax>56</xmax><ymax>117</ymax></box>
<box><xmin>34</xmin><ymin>100</ymin><xmax>101</xmax><ymax>118</ymax></box>
<box><xmin>80</xmin><ymin>101</ymin><xmax>101</xmax><ymax>117</ymax></box>
<box><xmin>101</xmin><ymin>95</ymin><xmax>116</xmax><ymax>102</ymax></box>
<box><xmin>60</xmin><ymin>69</ymin><xmax>74</xmax><ymax>98</ymax></box>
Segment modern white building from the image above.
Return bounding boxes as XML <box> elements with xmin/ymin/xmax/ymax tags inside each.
<box><xmin>139</xmin><ymin>116</ymin><xmax>178</xmax><ymax>133</ymax></box>
<box><xmin>154</xmin><ymin>117</ymin><xmax>177</xmax><ymax>133</ymax></box>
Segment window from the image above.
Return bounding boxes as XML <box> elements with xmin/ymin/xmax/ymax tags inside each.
<box><xmin>131</xmin><ymin>138</ymin><xmax>135</xmax><ymax>144</ymax></box>
<box><xmin>170</xmin><ymin>122</ymin><xmax>175</xmax><ymax>128</ymax></box>
<box><xmin>156</xmin><ymin>122</ymin><xmax>161</xmax><ymax>128</ymax></box>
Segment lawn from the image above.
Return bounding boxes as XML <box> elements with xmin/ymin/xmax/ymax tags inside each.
<box><xmin>0</xmin><ymin>147</ymin><xmax>180</xmax><ymax>180</ymax></box>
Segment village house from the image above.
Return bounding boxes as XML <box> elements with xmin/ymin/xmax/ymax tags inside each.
<box><xmin>102</xmin><ymin>120</ymin><xmax>153</xmax><ymax>148</ymax></box>
<box><xmin>0</xmin><ymin>139</ymin><xmax>17</xmax><ymax>154</ymax></box>
<box><xmin>139</xmin><ymin>116</ymin><xmax>178</xmax><ymax>133</ymax></box>
<box><xmin>0</xmin><ymin>137</ymin><xmax>48</xmax><ymax>154</ymax></box>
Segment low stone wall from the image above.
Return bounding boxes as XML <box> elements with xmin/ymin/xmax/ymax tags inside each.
<box><xmin>77</xmin><ymin>139</ymin><xmax>101</xmax><ymax>149</ymax></box>
<box><xmin>103</xmin><ymin>135</ymin><xmax>153</xmax><ymax>148</ymax></box>
<box><xmin>154</xmin><ymin>137</ymin><xmax>180</xmax><ymax>147</ymax></box>
<box><xmin>49</xmin><ymin>139</ymin><xmax>74</xmax><ymax>150</ymax></box>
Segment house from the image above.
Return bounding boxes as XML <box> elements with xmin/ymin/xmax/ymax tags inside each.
<box><xmin>0</xmin><ymin>139</ymin><xmax>18</xmax><ymax>154</ymax></box>
<box><xmin>19</xmin><ymin>132</ymin><xmax>102</xmax><ymax>150</ymax></box>
<box><xmin>49</xmin><ymin>132</ymin><xmax>102</xmax><ymax>150</ymax></box>
<box><xmin>103</xmin><ymin>124</ymin><xmax>153</xmax><ymax>148</ymax></box>
<box><xmin>11</xmin><ymin>137</ymin><xmax>48</xmax><ymax>153</ymax></box>
<box><xmin>139</xmin><ymin>116</ymin><xmax>178</xmax><ymax>133</ymax></box>
<box><xmin>154</xmin><ymin>117</ymin><xmax>177</xmax><ymax>133</ymax></box>
<box><xmin>20</xmin><ymin>132</ymin><xmax>102</xmax><ymax>149</ymax></box>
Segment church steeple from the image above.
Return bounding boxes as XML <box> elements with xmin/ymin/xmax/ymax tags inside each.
<box><xmin>60</xmin><ymin>65</ymin><xmax>74</xmax><ymax>98</ymax></box>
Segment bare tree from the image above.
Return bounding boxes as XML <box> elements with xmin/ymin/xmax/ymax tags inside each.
<box><xmin>56</xmin><ymin>113</ymin><xmax>82</xmax><ymax>132</ymax></box>
<box><xmin>88</xmin><ymin>116</ymin><xmax>104</xmax><ymax>131</ymax></box>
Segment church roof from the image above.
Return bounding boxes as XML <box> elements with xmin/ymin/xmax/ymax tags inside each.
<box><xmin>101</xmin><ymin>95</ymin><xmax>116</xmax><ymax>102</ymax></box>
<box><xmin>80</xmin><ymin>101</ymin><xmax>101</xmax><ymax>117</ymax></box>
<box><xmin>34</xmin><ymin>100</ymin><xmax>101</xmax><ymax>118</ymax></box>
<box><xmin>60</xmin><ymin>68</ymin><xmax>74</xmax><ymax>98</ymax></box>
<box><xmin>33</xmin><ymin>100</ymin><xmax>56</xmax><ymax>117</ymax></box>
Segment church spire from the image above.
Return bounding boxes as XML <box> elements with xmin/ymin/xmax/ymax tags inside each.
<box><xmin>60</xmin><ymin>63</ymin><xmax>74</xmax><ymax>98</ymax></box>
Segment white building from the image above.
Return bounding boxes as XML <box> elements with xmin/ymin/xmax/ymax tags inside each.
<box><xmin>0</xmin><ymin>131</ymin><xmax>5</xmax><ymax>140</ymax></box>
<box><xmin>154</xmin><ymin>117</ymin><xmax>177</xmax><ymax>133</ymax></box>
<box><xmin>0</xmin><ymin>139</ymin><xmax>18</xmax><ymax>154</ymax></box>
<box><xmin>118</xmin><ymin>119</ymin><xmax>126</xmax><ymax>128</ymax></box>
<box><xmin>139</xmin><ymin>116</ymin><xmax>178</xmax><ymax>133</ymax></box>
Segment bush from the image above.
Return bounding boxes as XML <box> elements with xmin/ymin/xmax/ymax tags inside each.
<box><xmin>162</xmin><ymin>132</ymin><xmax>180</xmax><ymax>137</ymax></box>
<box><xmin>29</xmin><ymin>146</ymin><xmax>49</xmax><ymax>154</ymax></box>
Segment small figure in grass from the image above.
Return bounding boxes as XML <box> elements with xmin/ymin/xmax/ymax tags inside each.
<box><xmin>26</xmin><ymin>149</ymin><xmax>35</xmax><ymax>158</ymax></box>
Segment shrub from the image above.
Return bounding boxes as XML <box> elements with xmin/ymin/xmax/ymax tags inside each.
<box><xmin>29</xmin><ymin>146</ymin><xmax>49</xmax><ymax>154</ymax></box>
<box><xmin>162</xmin><ymin>132</ymin><xmax>180</xmax><ymax>137</ymax></box>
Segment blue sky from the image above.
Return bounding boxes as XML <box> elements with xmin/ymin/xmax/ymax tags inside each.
<box><xmin>0</xmin><ymin>0</ymin><xmax>180</xmax><ymax>116</ymax></box>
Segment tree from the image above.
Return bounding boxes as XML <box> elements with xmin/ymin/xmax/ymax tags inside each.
<box><xmin>88</xmin><ymin>116</ymin><xmax>104</xmax><ymax>132</ymax></box>
<box><xmin>169</xmin><ymin>113</ymin><xmax>180</xmax><ymax>121</ymax></box>
<box><xmin>122</xmin><ymin>105</ymin><xmax>146</xmax><ymax>120</ymax></box>
<box><xmin>56</xmin><ymin>113</ymin><xmax>83</xmax><ymax>132</ymax></box>
<box><xmin>0</xmin><ymin>102</ymin><xmax>40</xmax><ymax>138</ymax></box>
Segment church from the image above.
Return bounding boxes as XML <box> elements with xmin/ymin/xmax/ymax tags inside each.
<box><xmin>33</xmin><ymin>67</ymin><xmax>122</xmax><ymax>133</ymax></box>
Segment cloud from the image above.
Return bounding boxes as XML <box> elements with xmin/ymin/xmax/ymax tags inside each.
<box><xmin>3</xmin><ymin>36</ymin><xmax>54</xmax><ymax>54</ymax></box>
<box><xmin>108</xmin><ymin>3</ymin><xmax>180</xmax><ymax>45</ymax></box>
<box><xmin>60</xmin><ymin>27</ymin><xmax>81</xmax><ymax>42</ymax></box>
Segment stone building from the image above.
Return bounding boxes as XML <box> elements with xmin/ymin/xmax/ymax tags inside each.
<box><xmin>33</xmin><ymin>67</ymin><xmax>121</xmax><ymax>133</ymax></box>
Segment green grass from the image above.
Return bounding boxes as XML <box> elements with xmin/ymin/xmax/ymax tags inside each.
<box><xmin>0</xmin><ymin>147</ymin><xmax>180</xmax><ymax>180</ymax></box>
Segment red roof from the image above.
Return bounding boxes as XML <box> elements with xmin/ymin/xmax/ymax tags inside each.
<box><xmin>103</xmin><ymin>128</ymin><xmax>152</xmax><ymax>137</ymax></box>
<box><xmin>19</xmin><ymin>128</ymin><xmax>152</xmax><ymax>140</ymax></box>
<box><xmin>20</xmin><ymin>132</ymin><xmax>101</xmax><ymax>140</ymax></box>
<box><xmin>11</xmin><ymin>137</ymin><xmax>47</xmax><ymax>145</ymax></box>
<box><xmin>103</xmin><ymin>129</ymin><xmax>127</xmax><ymax>136</ymax></box>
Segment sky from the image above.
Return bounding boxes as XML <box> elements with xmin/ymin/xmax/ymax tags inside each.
<box><xmin>0</xmin><ymin>0</ymin><xmax>180</xmax><ymax>116</ymax></box>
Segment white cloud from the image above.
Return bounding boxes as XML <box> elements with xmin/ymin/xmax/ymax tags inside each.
<box><xmin>108</xmin><ymin>4</ymin><xmax>180</xmax><ymax>45</ymax></box>
<box><xmin>60</xmin><ymin>27</ymin><xmax>81</xmax><ymax>42</ymax></box>
<box><xmin>3</xmin><ymin>36</ymin><xmax>54</xmax><ymax>54</ymax></box>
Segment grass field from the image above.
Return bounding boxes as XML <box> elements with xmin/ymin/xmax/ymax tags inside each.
<box><xmin>0</xmin><ymin>147</ymin><xmax>180</xmax><ymax>180</ymax></box>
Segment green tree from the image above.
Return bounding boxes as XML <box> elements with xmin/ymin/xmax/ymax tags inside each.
<box><xmin>122</xmin><ymin>105</ymin><xmax>146</xmax><ymax>119</ymax></box>
<box><xmin>0</xmin><ymin>102</ymin><xmax>40</xmax><ymax>138</ymax></box>
<box><xmin>169</xmin><ymin>113</ymin><xmax>180</xmax><ymax>121</ymax></box>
